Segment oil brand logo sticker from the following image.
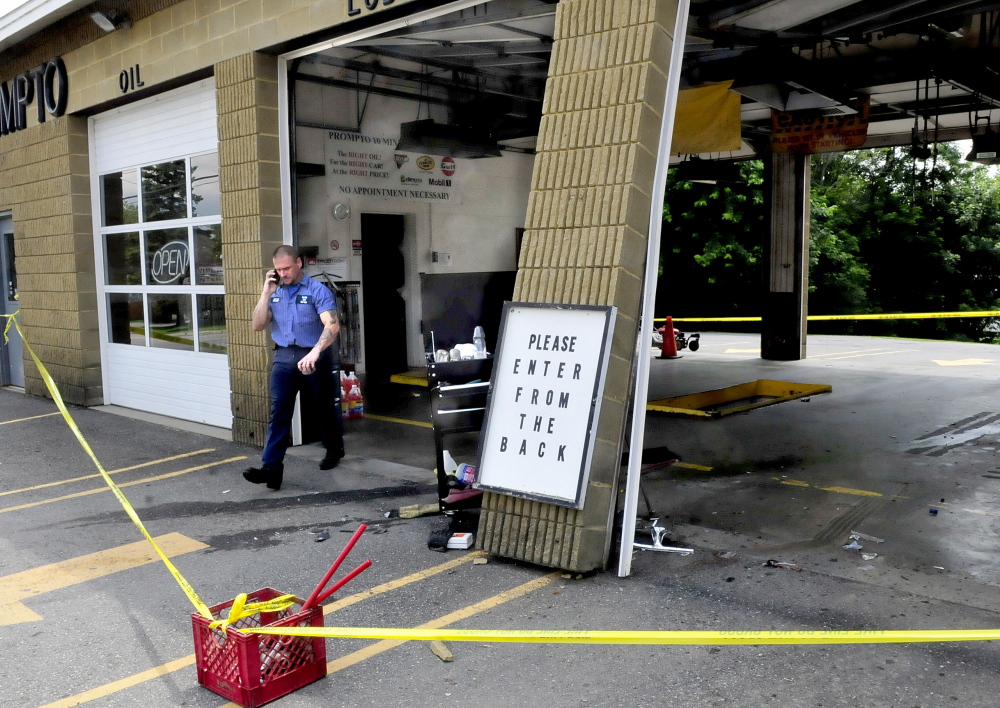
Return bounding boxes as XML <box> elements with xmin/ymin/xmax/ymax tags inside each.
<box><xmin>416</xmin><ymin>156</ymin><xmax>435</xmax><ymax>171</ymax></box>
<box><xmin>394</xmin><ymin>154</ymin><xmax>408</xmax><ymax>168</ymax></box>
<box><xmin>441</xmin><ymin>157</ymin><xmax>456</xmax><ymax>176</ymax></box>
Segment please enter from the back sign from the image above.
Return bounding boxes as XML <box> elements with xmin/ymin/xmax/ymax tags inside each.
<box><xmin>475</xmin><ymin>303</ymin><xmax>616</xmax><ymax>508</ymax></box>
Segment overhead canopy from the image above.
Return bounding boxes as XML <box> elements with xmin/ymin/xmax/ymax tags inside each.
<box><xmin>4</xmin><ymin>0</ymin><xmax>997</xmax><ymax>155</ymax></box>
<box><xmin>285</xmin><ymin>0</ymin><xmax>1000</xmax><ymax>159</ymax></box>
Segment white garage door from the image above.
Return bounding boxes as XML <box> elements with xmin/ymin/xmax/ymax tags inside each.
<box><xmin>90</xmin><ymin>79</ymin><xmax>231</xmax><ymax>428</ymax></box>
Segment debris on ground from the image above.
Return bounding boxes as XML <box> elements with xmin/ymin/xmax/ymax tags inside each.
<box><xmin>718</xmin><ymin>551</ymin><xmax>737</xmax><ymax>559</ymax></box>
<box><xmin>314</xmin><ymin>531</ymin><xmax>330</xmax><ymax>542</ymax></box>
<box><xmin>427</xmin><ymin>521</ymin><xmax>451</xmax><ymax>552</ymax></box>
<box><xmin>862</xmin><ymin>553</ymin><xmax>878</xmax><ymax>561</ymax></box>
<box><xmin>850</xmin><ymin>530</ymin><xmax>884</xmax><ymax>543</ymax></box>
<box><xmin>430</xmin><ymin>640</ymin><xmax>454</xmax><ymax>662</ymax></box>
<box><xmin>400</xmin><ymin>503</ymin><xmax>441</xmax><ymax>519</ymax></box>
<box><xmin>858</xmin><ymin>564</ymin><xmax>875</xmax><ymax>571</ymax></box>
<box><xmin>764</xmin><ymin>560</ymin><xmax>802</xmax><ymax>571</ymax></box>
<box><xmin>473</xmin><ymin>557</ymin><xmax>488</xmax><ymax>565</ymax></box>
<box><xmin>843</xmin><ymin>540</ymin><xmax>863</xmax><ymax>550</ymax></box>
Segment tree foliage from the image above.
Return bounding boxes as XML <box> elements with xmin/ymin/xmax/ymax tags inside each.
<box><xmin>659</xmin><ymin>143</ymin><xmax>1000</xmax><ymax>341</ymax></box>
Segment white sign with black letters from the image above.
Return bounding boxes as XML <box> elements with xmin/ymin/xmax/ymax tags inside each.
<box><xmin>475</xmin><ymin>303</ymin><xmax>616</xmax><ymax>508</ymax></box>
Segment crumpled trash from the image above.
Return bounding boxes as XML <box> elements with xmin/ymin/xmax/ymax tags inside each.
<box><xmin>850</xmin><ymin>530</ymin><xmax>884</xmax><ymax>543</ymax></box>
<box><xmin>862</xmin><ymin>553</ymin><xmax>878</xmax><ymax>561</ymax></box>
<box><xmin>314</xmin><ymin>531</ymin><xmax>330</xmax><ymax>542</ymax></box>
<box><xmin>843</xmin><ymin>540</ymin><xmax>863</xmax><ymax>550</ymax></box>
<box><xmin>764</xmin><ymin>560</ymin><xmax>802</xmax><ymax>571</ymax></box>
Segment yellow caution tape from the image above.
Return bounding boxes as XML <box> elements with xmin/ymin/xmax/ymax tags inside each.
<box><xmin>243</xmin><ymin>625</ymin><xmax>1000</xmax><ymax>645</ymax></box>
<box><xmin>209</xmin><ymin>593</ymin><xmax>297</xmax><ymax>631</ymax></box>
<box><xmin>0</xmin><ymin>311</ymin><xmax>214</xmax><ymax>620</ymax></box>
<box><xmin>657</xmin><ymin>310</ymin><xmax>1000</xmax><ymax>323</ymax></box>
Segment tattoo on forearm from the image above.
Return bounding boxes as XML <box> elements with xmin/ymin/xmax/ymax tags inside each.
<box><xmin>319</xmin><ymin>329</ymin><xmax>334</xmax><ymax>345</ymax></box>
<box><xmin>329</xmin><ymin>310</ymin><xmax>339</xmax><ymax>325</ymax></box>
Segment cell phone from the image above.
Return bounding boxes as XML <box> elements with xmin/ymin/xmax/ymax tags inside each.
<box><xmin>267</xmin><ymin>269</ymin><xmax>278</xmax><ymax>283</ymax></box>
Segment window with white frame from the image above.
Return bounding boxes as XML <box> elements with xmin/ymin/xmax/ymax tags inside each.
<box><xmin>100</xmin><ymin>151</ymin><xmax>225</xmax><ymax>354</ymax></box>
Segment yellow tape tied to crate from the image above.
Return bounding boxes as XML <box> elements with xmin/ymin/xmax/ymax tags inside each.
<box><xmin>242</xmin><ymin>625</ymin><xmax>1000</xmax><ymax>646</ymax></box>
<box><xmin>1</xmin><ymin>311</ymin><xmax>214</xmax><ymax>620</ymax></box>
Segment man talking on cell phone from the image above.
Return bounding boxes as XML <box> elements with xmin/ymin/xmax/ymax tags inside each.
<box><xmin>243</xmin><ymin>245</ymin><xmax>345</xmax><ymax>491</ymax></box>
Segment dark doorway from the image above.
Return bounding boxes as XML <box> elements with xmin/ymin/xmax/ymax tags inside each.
<box><xmin>360</xmin><ymin>214</ymin><xmax>408</xmax><ymax>392</ymax></box>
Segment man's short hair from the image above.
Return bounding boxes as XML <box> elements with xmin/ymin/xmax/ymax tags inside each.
<box><xmin>273</xmin><ymin>245</ymin><xmax>300</xmax><ymax>261</ymax></box>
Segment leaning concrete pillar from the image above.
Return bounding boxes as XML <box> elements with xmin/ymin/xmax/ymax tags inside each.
<box><xmin>761</xmin><ymin>152</ymin><xmax>810</xmax><ymax>360</ymax></box>
<box><xmin>477</xmin><ymin>0</ymin><xmax>681</xmax><ymax>572</ymax></box>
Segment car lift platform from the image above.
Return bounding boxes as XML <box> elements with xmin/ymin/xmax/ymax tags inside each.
<box><xmin>646</xmin><ymin>379</ymin><xmax>831</xmax><ymax>419</ymax></box>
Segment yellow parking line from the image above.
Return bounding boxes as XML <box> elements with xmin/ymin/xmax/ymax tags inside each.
<box><xmin>319</xmin><ymin>573</ymin><xmax>556</xmax><ymax>678</ymax></box>
<box><xmin>0</xmin><ymin>449</ymin><xmax>216</xmax><ymax>498</ymax></box>
<box><xmin>0</xmin><ymin>456</ymin><xmax>246</xmax><ymax>514</ymax></box>
<box><xmin>364</xmin><ymin>413</ymin><xmax>434</xmax><ymax>429</ymax></box>
<box><xmin>673</xmin><ymin>462</ymin><xmax>714</xmax><ymax>472</ymax></box>
<box><xmin>774</xmin><ymin>477</ymin><xmax>883</xmax><ymax>497</ymax></box>
<box><xmin>809</xmin><ymin>348</ymin><xmax>890</xmax><ymax>358</ymax></box>
<box><xmin>33</xmin><ymin>656</ymin><xmax>198</xmax><ymax>708</ymax></box>
<box><xmin>32</xmin><ymin>553</ymin><xmax>491</xmax><ymax>708</ymax></box>
<box><xmin>323</xmin><ymin>551</ymin><xmax>485</xmax><ymax>615</ymax></box>
<box><xmin>0</xmin><ymin>411</ymin><xmax>60</xmax><ymax>426</ymax></box>
<box><xmin>0</xmin><ymin>533</ymin><xmax>208</xmax><ymax>627</ymax></box>
<box><xmin>825</xmin><ymin>350</ymin><xmax>906</xmax><ymax>361</ymax></box>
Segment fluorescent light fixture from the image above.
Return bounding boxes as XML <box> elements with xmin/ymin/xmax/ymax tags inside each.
<box><xmin>396</xmin><ymin>119</ymin><xmax>501</xmax><ymax>159</ymax></box>
<box><xmin>674</xmin><ymin>157</ymin><xmax>746</xmax><ymax>185</ymax></box>
<box><xmin>717</xmin><ymin>0</ymin><xmax>866</xmax><ymax>32</ymax></box>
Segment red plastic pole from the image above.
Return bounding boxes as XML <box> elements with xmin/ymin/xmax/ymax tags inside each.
<box><xmin>301</xmin><ymin>523</ymin><xmax>366</xmax><ymax>610</ymax></box>
<box><xmin>659</xmin><ymin>316</ymin><xmax>680</xmax><ymax>359</ymax></box>
<box><xmin>314</xmin><ymin>559</ymin><xmax>373</xmax><ymax>605</ymax></box>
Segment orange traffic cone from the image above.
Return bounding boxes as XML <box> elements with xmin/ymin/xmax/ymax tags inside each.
<box><xmin>658</xmin><ymin>316</ymin><xmax>681</xmax><ymax>359</ymax></box>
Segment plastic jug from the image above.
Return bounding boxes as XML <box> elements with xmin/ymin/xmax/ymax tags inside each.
<box><xmin>345</xmin><ymin>384</ymin><xmax>364</xmax><ymax>419</ymax></box>
<box><xmin>473</xmin><ymin>326</ymin><xmax>487</xmax><ymax>359</ymax></box>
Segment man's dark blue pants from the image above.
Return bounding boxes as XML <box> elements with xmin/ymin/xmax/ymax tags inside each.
<box><xmin>261</xmin><ymin>345</ymin><xmax>344</xmax><ymax>470</ymax></box>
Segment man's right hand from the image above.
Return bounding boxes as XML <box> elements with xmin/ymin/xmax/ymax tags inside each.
<box><xmin>263</xmin><ymin>269</ymin><xmax>279</xmax><ymax>295</ymax></box>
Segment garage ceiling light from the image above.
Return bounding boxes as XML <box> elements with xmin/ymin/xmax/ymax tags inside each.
<box><xmin>90</xmin><ymin>10</ymin><xmax>131</xmax><ymax>32</ymax></box>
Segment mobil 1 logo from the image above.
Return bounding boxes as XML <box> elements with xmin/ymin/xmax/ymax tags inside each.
<box><xmin>476</xmin><ymin>303</ymin><xmax>616</xmax><ymax>509</ymax></box>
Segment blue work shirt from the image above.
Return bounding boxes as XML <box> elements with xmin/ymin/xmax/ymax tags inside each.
<box><xmin>268</xmin><ymin>275</ymin><xmax>336</xmax><ymax>348</ymax></box>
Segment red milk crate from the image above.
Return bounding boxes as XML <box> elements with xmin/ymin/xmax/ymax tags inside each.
<box><xmin>192</xmin><ymin>588</ymin><xmax>327</xmax><ymax>708</ymax></box>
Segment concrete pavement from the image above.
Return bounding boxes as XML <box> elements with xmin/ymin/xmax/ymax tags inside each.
<box><xmin>2</xmin><ymin>333</ymin><xmax>1000</xmax><ymax>707</ymax></box>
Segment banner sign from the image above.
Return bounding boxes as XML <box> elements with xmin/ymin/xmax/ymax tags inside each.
<box><xmin>475</xmin><ymin>303</ymin><xmax>616</xmax><ymax>508</ymax></box>
<box><xmin>325</xmin><ymin>130</ymin><xmax>461</xmax><ymax>204</ymax></box>
<box><xmin>771</xmin><ymin>97</ymin><xmax>870</xmax><ymax>153</ymax></box>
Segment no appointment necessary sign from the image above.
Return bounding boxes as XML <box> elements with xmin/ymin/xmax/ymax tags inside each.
<box><xmin>475</xmin><ymin>303</ymin><xmax>616</xmax><ymax>508</ymax></box>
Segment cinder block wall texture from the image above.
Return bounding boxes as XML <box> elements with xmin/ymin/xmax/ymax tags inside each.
<box><xmin>0</xmin><ymin>117</ymin><xmax>100</xmax><ymax>404</ymax></box>
<box><xmin>478</xmin><ymin>0</ymin><xmax>679</xmax><ymax>572</ymax></box>
<box><xmin>216</xmin><ymin>52</ymin><xmax>282</xmax><ymax>448</ymax></box>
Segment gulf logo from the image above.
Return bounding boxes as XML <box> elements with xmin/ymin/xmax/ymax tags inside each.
<box><xmin>441</xmin><ymin>156</ymin><xmax>456</xmax><ymax>176</ymax></box>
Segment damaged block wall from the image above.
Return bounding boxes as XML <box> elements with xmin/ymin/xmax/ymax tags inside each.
<box><xmin>477</xmin><ymin>0</ymin><xmax>680</xmax><ymax>572</ymax></box>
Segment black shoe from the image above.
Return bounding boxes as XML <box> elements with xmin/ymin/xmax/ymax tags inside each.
<box><xmin>319</xmin><ymin>452</ymin><xmax>344</xmax><ymax>470</ymax></box>
<box><xmin>243</xmin><ymin>466</ymin><xmax>283</xmax><ymax>490</ymax></box>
